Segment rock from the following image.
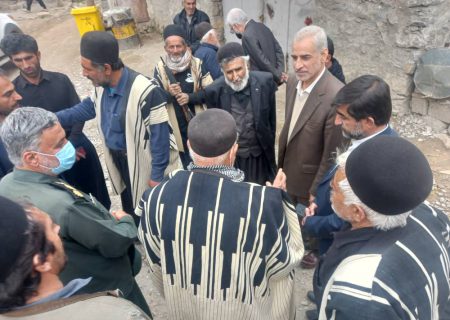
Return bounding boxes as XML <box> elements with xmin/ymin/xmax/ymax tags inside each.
<box><xmin>436</xmin><ymin>134</ymin><xmax>450</xmax><ymax>149</ymax></box>
<box><xmin>428</xmin><ymin>99</ymin><xmax>450</xmax><ymax>124</ymax></box>
<box><xmin>423</xmin><ymin>116</ymin><xmax>447</xmax><ymax>132</ymax></box>
<box><xmin>414</xmin><ymin>48</ymin><xmax>450</xmax><ymax>99</ymax></box>
<box><xmin>411</xmin><ymin>93</ymin><xmax>429</xmax><ymax>115</ymax></box>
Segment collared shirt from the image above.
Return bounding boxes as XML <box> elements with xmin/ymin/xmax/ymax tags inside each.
<box><xmin>13</xmin><ymin>70</ymin><xmax>83</xmax><ymax>142</ymax></box>
<box><xmin>100</xmin><ymin>67</ymin><xmax>129</xmax><ymax>151</ymax></box>
<box><xmin>346</xmin><ymin>125</ymin><xmax>390</xmax><ymax>154</ymax></box>
<box><xmin>25</xmin><ymin>278</ymin><xmax>92</xmax><ymax>308</ymax></box>
<box><xmin>296</xmin><ymin>66</ymin><xmax>326</xmax><ymax>95</ymax></box>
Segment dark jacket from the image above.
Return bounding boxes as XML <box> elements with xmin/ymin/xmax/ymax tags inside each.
<box><xmin>242</xmin><ymin>19</ymin><xmax>285</xmax><ymax>84</ymax></box>
<box><xmin>328</xmin><ymin>58</ymin><xmax>346</xmax><ymax>84</ymax></box>
<box><xmin>194</xmin><ymin>42</ymin><xmax>222</xmax><ymax>80</ymax></box>
<box><xmin>189</xmin><ymin>71</ymin><xmax>277</xmax><ymax>172</ymax></box>
<box><xmin>173</xmin><ymin>8</ymin><xmax>210</xmax><ymax>53</ymax></box>
<box><xmin>304</xmin><ymin>126</ymin><xmax>397</xmax><ymax>254</ymax></box>
<box><xmin>0</xmin><ymin>139</ymin><xmax>13</xmax><ymax>179</ymax></box>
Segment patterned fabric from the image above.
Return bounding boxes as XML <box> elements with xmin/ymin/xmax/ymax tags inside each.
<box><xmin>154</xmin><ymin>56</ymin><xmax>213</xmax><ymax>153</ymax></box>
<box><xmin>137</xmin><ymin>169</ymin><xmax>304</xmax><ymax>319</ymax></box>
<box><xmin>315</xmin><ymin>203</ymin><xmax>450</xmax><ymax>319</ymax></box>
<box><xmin>187</xmin><ymin>163</ymin><xmax>245</xmax><ymax>182</ymax></box>
<box><xmin>93</xmin><ymin>69</ymin><xmax>181</xmax><ymax>206</ymax></box>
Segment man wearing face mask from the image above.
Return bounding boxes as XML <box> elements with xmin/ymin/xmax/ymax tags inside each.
<box><xmin>154</xmin><ymin>24</ymin><xmax>212</xmax><ymax>168</ymax></box>
<box><xmin>0</xmin><ymin>107</ymin><xmax>152</xmax><ymax>317</ymax></box>
<box><xmin>179</xmin><ymin>42</ymin><xmax>277</xmax><ymax>185</ymax></box>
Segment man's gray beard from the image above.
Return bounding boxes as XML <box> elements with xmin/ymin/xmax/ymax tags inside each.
<box><xmin>168</xmin><ymin>53</ymin><xmax>183</xmax><ymax>63</ymax></box>
<box><xmin>342</xmin><ymin>122</ymin><xmax>365</xmax><ymax>140</ymax></box>
<box><xmin>225</xmin><ymin>71</ymin><xmax>250</xmax><ymax>92</ymax></box>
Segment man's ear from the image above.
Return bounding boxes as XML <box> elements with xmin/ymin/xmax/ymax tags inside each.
<box><xmin>33</xmin><ymin>254</ymin><xmax>51</xmax><ymax>273</ymax></box>
<box><xmin>351</xmin><ymin>204</ymin><xmax>367</xmax><ymax>223</ymax></box>
<box><xmin>22</xmin><ymin>151</ymin><xmax>40</xmax><ymax>168</ymax></box>
<box><xmin>104</xmin><ymin>63</ymin><xmax>113</xmax><ymax>75</ymax></box>
<box><xmin>320</xmin><ymin>48</ymin><xmax>329</xmax><ymax>64</ymax></box>
<box><xmin>37</xmin><ymin>50</ymin><xmax>41</xmax><ymax>62</ymax></box>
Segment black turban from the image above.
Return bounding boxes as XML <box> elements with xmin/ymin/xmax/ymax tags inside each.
<box><xmin>80</xmin><ymin>31</ymin><xmax>119</xmax><ymax>64</ymax></box>
<box><xmin>0</xmin><ymin>196</ymin><xmax>29</xmax><ymax>282</ymax></box>
<box><xmin>345</xmin><ymin>136</ymin><xmax>433</xmax><ymax>215</ymax></box>
<box><xmin>163</xmin><ymin>24</ymin><xmax>186</xmax><ymax>41</ymax></box>
<box><xmin>216</xmin><ymin>42</ymin><xmax>245</xmax><ymax>64</ymax></box>
<box><xmin>188</xmin><ymin>109</ymin><xmax>237</xmax><ymax>157</ymax></box>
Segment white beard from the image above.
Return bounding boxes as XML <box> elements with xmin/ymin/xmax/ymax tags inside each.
<box><xmin>224</xmin><ymin>69</ymin><xmax>250</xmax><ymax>92</ymax></box>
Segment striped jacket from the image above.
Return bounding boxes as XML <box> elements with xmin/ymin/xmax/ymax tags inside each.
<box><xmin>314</xmin><ymin>203</ymin><xmax>450</xmax><ymax>319</ymax></box>
<box><xmin>137</xmin><ymin>169</ymin><xmax>304</xmax><ymax>319</ymax></box>
<box><xmin>93</xmin><ymin>68</ymin><xmax>181</xmax><ymax>206</ymax></box>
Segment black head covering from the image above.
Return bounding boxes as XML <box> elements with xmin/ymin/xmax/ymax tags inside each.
<box><xmin>345</xmin><ymin>136</ymin><xmax>433</xmax><ymax>215</ymax></box>
<box><xmin>216</xmin><ymin>42</ymin><xmax>245</xmax><ymax>64</ymax></box>
<box><xmin>327</xmin><ymin>36</ymin><xmax>335</xmax><ymax>56</ymax></box>
<box><xmin>195</xmin><ymin>22</ymin><xmax>213</xmax><ymax>40</ymax></box>
<box><xmin>163</xmin><ymin>24</ymin><xmax>186</xmax><ymax>41</ymax></box>
<box><xmin>80</xmin><ymin>31</ymin><xmax>119</xmax><ymax>64</ymax></box>
<box><xmin>188</xmin><ymin>109</ymin><xmax>237</xmax><ymax>157</ymax></box>
<box><xmin>0</xmin><ymin>196</ymin><xmax>29</xmax><ymax>282</ymax></box>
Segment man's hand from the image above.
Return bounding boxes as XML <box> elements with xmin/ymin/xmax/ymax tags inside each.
<box><xmin>148</xmin><ymin>179</ymin><xmax>160</xmax><ymax>188</ymax></box>
<box><xmin>266</xmin><ymin>169</ymin><xmax>287</xmax><ymax>191</ymax></box>
<box><xmin>110</xmin><ymin>209</ymin><xmax>130</xmax><ymax>221</ymax></box>
<box><xmin>168</xmin><ymin>83</ymin><xmax>182</xmax><ymax>97</ymax></box>
<box><xmin>280</xmin><ymin>72</ymin><xmax>288</xmax><ymax>84</ymax></box>
<box><xmin>301</xmin><ymin>202</ymin><xmax>318</xmax><ymax>226</ymax></box>
<box><xmin>176</xmin><ymin>93</ymin><xmax>189</xmax><ymax>106</ymax></box>
<box><xmin>75</xmin><ymin>146</ymin><xmax>87</xmax><ymax>161</ymax></box>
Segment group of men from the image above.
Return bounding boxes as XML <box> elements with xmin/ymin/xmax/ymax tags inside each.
<box><xmin>0</xmin><ymin>1</ymin><xmax>448</xmax><ymax>319</ymax></box>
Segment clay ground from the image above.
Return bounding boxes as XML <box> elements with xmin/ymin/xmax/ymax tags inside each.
<box><xmin>5</xmin><ymin>5</ymin><xmax>450</xmax><ymax>319</ymax></box>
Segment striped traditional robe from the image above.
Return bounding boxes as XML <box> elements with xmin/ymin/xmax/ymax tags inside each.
<box><xmin>137</xmin><ymin>169</ymin><xmax>304</xmax><ymax>319</ymax></box>
<box><xmin>315</xmin><ymin>203</ymin><xmax>450</xmax><ymax>319</ymax></box>
<box><xmin>93</xmin><ymin>68</ymin><xmax>181</xmax><ymax>206</ymax></box>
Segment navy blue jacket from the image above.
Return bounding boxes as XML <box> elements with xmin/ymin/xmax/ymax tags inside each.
<box><xmin>303</xmin><ymin>126</ymin><xmax>397</xmax><ymax>254</ymax></box>
<box><xmin>0</xmin><ymin>139</ymin><xmax>13</xmax><ymax>179</ymax></box>
<box><xmin>194</xmin><ymin>43</ymin><xmax>221</xmax><ymax>80</ymax></box>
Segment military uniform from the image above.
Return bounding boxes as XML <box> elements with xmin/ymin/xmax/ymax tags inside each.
<box><xmin>0</xmin><ymin>169</ymin><xmax>151</xmax><ymax>316</ymax></box>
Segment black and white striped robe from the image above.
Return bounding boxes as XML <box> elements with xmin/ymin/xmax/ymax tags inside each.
<box><xmin>137</xmin><ymin>169</ymin><xmax>304</xmax><ymax>319</ymax></box>
<box><xmin>314</xmin><ymin>202</ymin><xmax>450</xmax><ymax>319</ymax></box>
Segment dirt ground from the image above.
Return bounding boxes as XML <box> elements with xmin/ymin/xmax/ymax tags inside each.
<box><xmin>5</xmin><ymin>4</ymin><xmax>450</xmax><ymax>319</ymax></box>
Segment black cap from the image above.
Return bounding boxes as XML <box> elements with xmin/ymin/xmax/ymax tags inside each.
<box><xmin>188</xmin><ymin>109</ymin><xmax>237</xmax><ymax>157</ymax></box>
<box><xmin>345</xmin><ymin>136</ymin><xmax>433</xmax><ymax>215</ymax></box>
<box><xmin>0</xmin><ymin>196</ymin><xmax>29</xmax><ymax>282</ymax></box>
<box><xmin>80</xmin><ymin>31</ymin><xmax>119</xmax><ymax>65</ymax></box>
<box><xmin>163</xmin><ymin>24</ymin><xmax>186</xmax><ymax>41</ymax></box>
<box><xmin>216</xmin><ymin>42</ymin><xmax>245</xmax><ymax>64</ymax></box>
<box><xmin>195</xmin><ymin>22</ymin><xmax>213</xmax><ymax>40</ymax></box>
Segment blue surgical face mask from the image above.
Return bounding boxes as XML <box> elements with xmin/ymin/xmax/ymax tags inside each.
<box><xmin>37</xmin><ymin>141</ymin><xmax>76</xmax><ymax>175</ymax></box>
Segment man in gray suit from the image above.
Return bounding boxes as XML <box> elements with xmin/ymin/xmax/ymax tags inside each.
<box><xmin>278</xmin><ymin>25</ymin><xmax>345</xmax><ymax>268</ymax></box>
<box><xmin>226</xmin><ymin>8</ymin><xmax>287</xmax><ymax>85</ymax></box>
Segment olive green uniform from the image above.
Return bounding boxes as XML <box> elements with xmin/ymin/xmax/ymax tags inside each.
<box><xmin>0</xmin><ymin>169</ymin><xmax>151</xmax><ymax>316</ymax></box>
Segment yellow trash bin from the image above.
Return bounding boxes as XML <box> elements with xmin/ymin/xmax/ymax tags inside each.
<box><xmin>71</xmin><ymin>6</ymin><xmax>105</xmax><ymax>37</ymax></box>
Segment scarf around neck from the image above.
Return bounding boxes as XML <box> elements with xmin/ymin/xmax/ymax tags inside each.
<box><xmin>165</xmin><ymin>49</ymin><xmax>192</xmax><ymax>73</ymax></box>
<box><xmin>188</xmin><ymin>163</ymin><xmax>245</xmax><ymax>182</ymax></box>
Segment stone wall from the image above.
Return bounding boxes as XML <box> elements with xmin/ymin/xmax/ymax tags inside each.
<box><xmin>313</xmin><ymin>0</ymin><xmax>450</xmax><ymax>130</ymax></box>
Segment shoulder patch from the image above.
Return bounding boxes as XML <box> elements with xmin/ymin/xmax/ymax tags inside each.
<box><xmin>51</xmin><ymin>180</ymin><xmax>85</xmax><ymax>199</ymax></box>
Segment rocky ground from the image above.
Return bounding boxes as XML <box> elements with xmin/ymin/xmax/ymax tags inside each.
<box><xmin>2</xmin><ymin>2</ymin><xmax>449</xmax><ymax>319</ymax></box>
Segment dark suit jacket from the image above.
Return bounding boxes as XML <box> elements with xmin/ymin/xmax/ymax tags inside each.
<box><xmin>278</xmin><ymin>70</ymin><xmax>344</xmax><ymax>205</ymax></box>
<box><xmin>304</xmin><ymin>126</ymin><xmax>397</xmax><ymax>254</ymax></box>
<box><xmin>190</xmin><ymin>71</ymin><xmax>277</xmax><ymax>171</ymax></box>
<box><xmin>242</xmin><ymin>19</ymin><xmax>285</xmax><ymax>84</ymax></box>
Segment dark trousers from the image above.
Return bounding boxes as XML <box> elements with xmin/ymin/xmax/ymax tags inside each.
<box><xmin>110</xmin><ymin>149</ymin><xmax>139</xmax><ymax>226</ymax></box>
<box><xmin>62</xmin><ymin>134</ymin><xmax>111</xmax><ymax>210</ymax></box>
<box><xmin>26</xmin><ymin>0</ymin><xmax>46</xmax><ymax>10</ymax></box>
